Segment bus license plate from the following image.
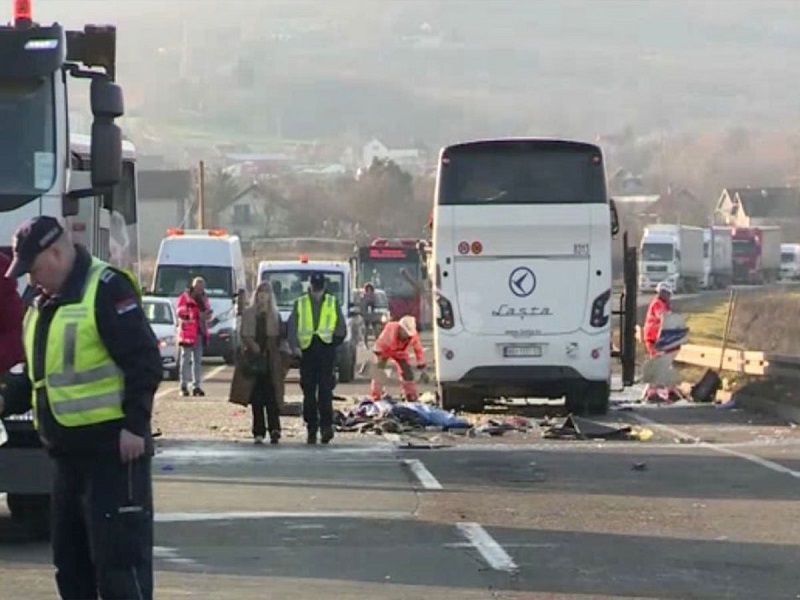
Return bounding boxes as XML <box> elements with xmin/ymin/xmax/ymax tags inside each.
<box><xmin>503</xmin><ymin>345</ymin><xmax>542</xmax><ymax>358</ymax></box>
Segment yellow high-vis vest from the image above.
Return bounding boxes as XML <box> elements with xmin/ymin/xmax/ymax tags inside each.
<box><xmin>296</xmin><ymin>294</ymin><xmax>338</xmax><ymax>349</ymax></box>
<box><xmin>22</xmin><ymin>258</ymin><xmax>137</xmax><ymax>428</ymax></box>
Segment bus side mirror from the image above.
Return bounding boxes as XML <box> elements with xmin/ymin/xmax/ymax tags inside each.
<box><xmin>610</xmin><ymin>199</ymin><xmax>620</xmax><ymax>238</ymax></box>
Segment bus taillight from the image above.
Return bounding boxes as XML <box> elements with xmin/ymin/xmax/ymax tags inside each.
<box><xmin>590</xmin><ymin>289</ymin><xmax>611</xmax><ymax>328</ymax></box>
<box><xmin>436</xmin><ymin>293</ymin><xmax>454</xmax><ymax>330</ymax></box>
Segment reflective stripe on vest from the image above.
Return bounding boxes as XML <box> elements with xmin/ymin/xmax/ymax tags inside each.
<box><xmin>23</xmin><ymin>258</ymin><xmax>133</xmax><ymax>428</ymax></box>
<box><xmin>296</xmin><ymin>294</ymin><xmax>337</xmax><ymax>350</ymax></box>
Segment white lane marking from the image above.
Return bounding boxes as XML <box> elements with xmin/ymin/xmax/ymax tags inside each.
<box><xmin>156</xmin><ymin>446</ymin><xmax>396</xmax><ymax>461</ymax></box>
<box><xmin>445</xmin><ymin>542</ymin><xmax>557</xmax><ymax>549</ymax></box>
<box><xmin>154</xmin><ymin>546</ymin><xmax>200</xmax><ymax>567</ymax></box>
<box><xmin>155</xmin><ymin>510</ymin><xmax>411</xmax><ymax>523</ymax></box>
<box><xmin>632</xmin><ymin>413</ymin><xmax>800</xmax><ymax>479</ymax></box>
<box><xmin>403</xmin><ymin>458</ymin><xmax>443</xmax><ymax>490</ymax></box>
<box><xmin>455</xmin><ymin>522</ymin><xmax>518</xmax><ymax>573</ymax></box>
<box><xmin>155</xmin><ymin>364</ymin><xmax>228</xmax><ymax>399</ymax></box>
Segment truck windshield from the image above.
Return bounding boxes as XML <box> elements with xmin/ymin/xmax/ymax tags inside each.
<box><xmin>0</xmin><ymin>77</ymin><xmax>56</xmax><ymax>206</ymax></box>
<box><xmin>153</xmin><ymin>266</ymin><xmax>234</xmax><ymax>298</ymax></box>
<box><xmin>260</xmin><ymin>270</ymin><xmax>345</xmax><ymax>312</ymax></box>
<box><xmin>732</xmin><ymin>240</ymin><xmax>756</xmax><ymax>257</ymax></box>
<box><xmin>641</xmin><ymin>242</ymin><xmax>674</xmax><ymax>261</ymax></box>
<box><xmin>360</xmin><ymin>259</ymin><xmax>419</xmax><ymax>298</ymax></box>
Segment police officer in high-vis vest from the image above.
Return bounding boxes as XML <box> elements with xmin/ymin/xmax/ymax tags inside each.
<box><xmin>287</xmin><ymin>272</ymin><xmax>346</xmax><ymax>444</ymax></box>
<box><xmin>0</xmin><ymin>216</ymin><xmax>162</xmax><ymax>600</ymax></box>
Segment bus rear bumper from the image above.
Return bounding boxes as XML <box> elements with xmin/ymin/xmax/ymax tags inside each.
<box><xmin>445</xmin><ymin>365</ymin><xmax>606</xmax><ymax>399</ymax></box>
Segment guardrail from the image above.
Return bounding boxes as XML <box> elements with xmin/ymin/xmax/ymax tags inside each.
<box><xmin>674</xmin><ymin>344</ymin><xmax>800</xmax><ymax>379</ymax></box>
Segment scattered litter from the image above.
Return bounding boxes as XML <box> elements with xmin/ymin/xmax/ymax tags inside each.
<box><xmin>543</xmin><ymin>414</ymin><xmax>647</xmax><ymax>441</ymax></box>
<box><xmin>334</xmin><ymin>398</ymin><xmax>470</xmax><ymax>435</ymax></box>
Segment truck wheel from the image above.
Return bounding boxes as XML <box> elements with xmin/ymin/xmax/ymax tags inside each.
<box><xmin>337</xmin><ymin>348</ymin><xmax>355</xmax><ymax>383</ymax></box>
<box><xmin>7</xmin><ymin>493</ymin><xmax>51</xmax><ymax>541</ymax></box>
<box><xmin>439</xmin><ymin>385</ymin><xmax>485</xmax><ymax>413</ymax></box>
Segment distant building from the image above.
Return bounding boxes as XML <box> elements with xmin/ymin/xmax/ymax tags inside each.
<box><xmin>608</xmin><ymin>168</ymin><xmax>648</xmax><ymax>195</ymax></box>
<box><xmin>714</xmin><ymin>187</ymin><xmax>800</xmax><ymax>228</ymax></box>
<box><xmin>138</xmin><ymin>170</ymin><xmax>194</xmax><ymax>259</ymax></box>
<box><xmin>215</xmin><ymin>182</ymin><xmax>290</xmax><ymax>241</ymax></box>
<box><xmin>361</xmin><ymin>138</ymin><xmax>424</xmax><ymax>171</ymax></box>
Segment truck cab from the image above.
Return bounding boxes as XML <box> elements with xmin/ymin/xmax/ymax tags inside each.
<box><xmin>257</xmin><ymin>257</ymin><xmax>362</xmax><ymax>383</ymax></box>
<box><xmin>638</xmin><ymin>224</ymin><xmax>704</xmax><ymax>293</ymax></box>
<box><xmin>731</xmin><ymin>226</ymin><xmax>781</xmax><ymax>285</ymax></box>
<box><xmin>780</xmin><ymin>243</ymin><xmax>800</xmax><ymax>281</ymax></box>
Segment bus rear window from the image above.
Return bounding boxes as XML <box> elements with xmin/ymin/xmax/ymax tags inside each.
<box><xmin>439</xmin><ymin>142</ymin><xmax>607</xmax><ymax>205</ymax></box>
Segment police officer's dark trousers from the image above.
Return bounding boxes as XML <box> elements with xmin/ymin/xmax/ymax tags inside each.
<box><xmin>299</xmin><ymin>337</ymin><xmax>336</xmax><ymax>436</ymax></box>
<box><xmin>52</xmin><ymin>454</ymin><xmax>153</xmax><ymax>600</ymax></box>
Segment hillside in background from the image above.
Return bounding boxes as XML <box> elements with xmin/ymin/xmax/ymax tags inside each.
<box><xmin>33</xmin><ymin>0</ymin><xmax>800</xmax><ymax>164</ymax></box>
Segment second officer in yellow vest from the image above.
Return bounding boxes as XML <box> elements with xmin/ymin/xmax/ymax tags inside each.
<box><xmin>287</xmin><ymin>272</ymin><xmax>346</xmax><ymax>444</ymax></box>
<box><xmin>0</xmin><ymin>216</ymin><xmax>162</xmax><ymax>600</ymax></box>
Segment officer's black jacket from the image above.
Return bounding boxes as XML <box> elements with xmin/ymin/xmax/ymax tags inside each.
<box><xmin>0</xmin><ymin>245</ymin><xmax>162</xmax><ymax>457</ymax></box>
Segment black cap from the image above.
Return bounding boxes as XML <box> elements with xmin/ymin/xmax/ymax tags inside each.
<box><xmin>5</xmin><ymin>216</ymin><xmax>65</xmax><ymax>279</ymax></box>
<box><xmin>309</xmin><ymin>272</ymin><xmax>326</xmax><ymax>291</ymax></box>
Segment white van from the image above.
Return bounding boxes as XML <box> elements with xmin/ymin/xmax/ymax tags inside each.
<box><xmin>780</xmin><ymin>243</ymin><xmax>800</xmax><ymax>281</ymax></box>
<box><xmin>257</xmin><ymin>257</ymin><xmax>361</xmax><ymax>382</ymax></box>
<box><xmin>151</xmin><ymin>229</ymin><xmax>247</xmax><ymax>364</ymax></box>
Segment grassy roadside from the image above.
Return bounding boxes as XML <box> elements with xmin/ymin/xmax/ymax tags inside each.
<box><xmin>683</xmin><ymin>289</ymin><xmax>800</xmax><ymax>354</ymax></box>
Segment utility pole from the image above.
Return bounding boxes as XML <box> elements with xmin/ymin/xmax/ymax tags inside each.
<box><xmin>197</xmin><ymin>160</ymin><xmax>205</xmax><ymax>229</ymax></box>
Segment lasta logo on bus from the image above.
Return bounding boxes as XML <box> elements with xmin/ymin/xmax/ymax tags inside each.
<box><xmin>491</xmin><ymin>304</ymin><xmax>554</xmax><ymax>318</ymax></box>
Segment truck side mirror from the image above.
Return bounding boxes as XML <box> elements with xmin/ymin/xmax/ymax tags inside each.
<box><xmin>91</xmin><ymin>78</ymin><xmax>124</xmax><ymax>119</ymax></box>
<box><xmin>90</xmin><ymin>121</ymin><xmax>122</xmax><ymax>188</ymax></box>
<box><xmin>89</xmin><ymin>78</ymin><xmax>124</xmax><ymax>189</ymax></box>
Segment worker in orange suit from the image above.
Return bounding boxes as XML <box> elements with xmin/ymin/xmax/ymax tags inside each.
<box><xmin>642</xmin><ymin>281</ymin><xmax>676</xmax><ymax>401</ymax></box>
<box><xmin>369</xmin><ymin>315</ymin><xmax>426</xmax><ymax>401</ymax></box>
<box><xmin>642</xmin><ymin>281</ymin><xmax>673</xmax><ymax>357</ymax></box>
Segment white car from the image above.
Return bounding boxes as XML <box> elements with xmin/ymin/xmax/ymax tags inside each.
<box><xmin>142</xmin><ymin>296</ymin><xmax>179</xmax><ymax>381</ymax></box>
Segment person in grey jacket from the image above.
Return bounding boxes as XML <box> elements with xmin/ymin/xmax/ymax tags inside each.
<box><xmin>286</xmin><ymin>273</ymin><xmax>346</xmax><ymax>444</ymax></box>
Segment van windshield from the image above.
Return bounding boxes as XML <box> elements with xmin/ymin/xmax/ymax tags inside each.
<box><xmin>260</xmin><ymin>270</ymin><xmax>345</xmax><ymax>311</ymax></box>
<box><xmin>153</xmin><ymin>265</ymin><xmax>234</xmax><ymax>297</ymax></box>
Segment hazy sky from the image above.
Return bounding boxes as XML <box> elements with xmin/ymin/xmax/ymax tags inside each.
<box><xmin>19</xmin><ymin>0</ymin><xmax>800</xmax><ymax>146</ymax></box>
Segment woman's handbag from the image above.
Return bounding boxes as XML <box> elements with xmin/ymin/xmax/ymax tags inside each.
<box><xmin>239</xmin><ymin>348</ymin><xmax>268</xmax><ymax>377</ymax></box>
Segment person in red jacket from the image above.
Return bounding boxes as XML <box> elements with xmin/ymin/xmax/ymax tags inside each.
<box><xmin>0</xmin><ymin>252</ymin><xmax>25</xmax><ymax>373</ymax></box>
<box><xmin>642</xmin><ymin>281</ymin><xmax>675</xmax><ymax>402</ymax></box>
<box><xmin>369</xmin><ymin>315</ymin><xmax>426</xmax><ymax>401</ymax></box>
<box><xmin>642</xmin><ymin>281</ymin><xmax>673</xmax><ymax>357</ymax></box>
<box><xmin>176</xmin><ymin>276</ymin><xmax>213</xmax><ymax>396</ymax></box>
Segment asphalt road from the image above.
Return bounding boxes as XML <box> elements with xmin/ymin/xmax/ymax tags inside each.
<box><xmin>2</xmin><ymin>347</ymin><xmax>800</xmax><ymax>598</ymax></box>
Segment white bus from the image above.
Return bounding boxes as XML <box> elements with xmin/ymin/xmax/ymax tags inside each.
<box><xmin>431</xmin><ymin>139</ymin><xmax>637</xmax><ymax>414</ymax></box>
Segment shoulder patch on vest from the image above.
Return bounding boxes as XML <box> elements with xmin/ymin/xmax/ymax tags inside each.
<box><xmin>115</xmin><ymin>296</ymin><xmax>139</xmax><ymax>315</ymax></box>
<box><xmin>100</xmin><ymin>268</ymin><xmax>116</xmax><ymax>284</ymax></box>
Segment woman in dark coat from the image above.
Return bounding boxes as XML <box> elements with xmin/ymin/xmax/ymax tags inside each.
<box><xmin>239</xmin><ymin>282</ymin><xmax>285</xmax><ymax>444</ymax></box>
